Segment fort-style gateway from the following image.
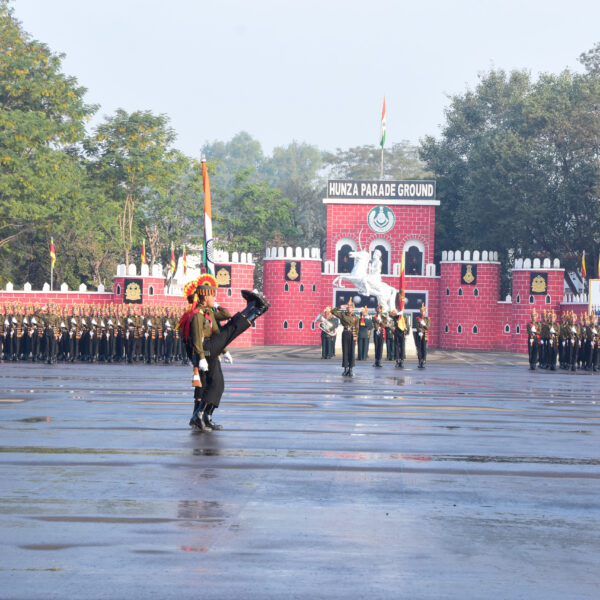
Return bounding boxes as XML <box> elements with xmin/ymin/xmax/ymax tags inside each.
<box><xmin>0</xmin><ymin>180</ymin><xmax>588</xmax><ymax>352</ymax></box>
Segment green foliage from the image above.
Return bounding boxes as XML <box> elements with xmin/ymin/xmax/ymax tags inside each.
<box><xmin>214</xmin><ymin>169</ymin><xmax>298</xmax><ymax>287</ymax></box>
<box><xmin>323</xmin><ymin>142</ymin><xmax>431</xmax><ymax>180</ymax></box>
<box><xmin>85</xmin><ymin>109</ymin><xmax>178</xmax><ymax>266</ymax></box>
<box><xmin>420</xmin><ymin>65</ymin><xmax>600</xmax><ymax>291</ymax></box>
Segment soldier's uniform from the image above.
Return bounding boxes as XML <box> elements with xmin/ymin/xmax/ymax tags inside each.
<box><xmin>331</xmin><ymin>302</ymin><xmax>359</xmax><ymax>377</ymax></box>
<box><xmin>526</xmin><ymin>314</ymin><xmax>540</xmax><ymax>370</ymax></box>
<box><xmin>356</xmin><ymin>307</ymin><xmax>372</xmax><ymax>361</ymax></box>
<box><xmin>180</xmin><ymin>275</ymin><xmax>270</xmax><ymax>431</ymax></box>
<box><xmin>414</xmin><ymin>306</ymin><xmax>431</xmax><ymax>368</ymax></box>
<box><xmin>371</xmin><ymin>307</ymin><xmax>385</xmax><ymax>368</ymax></box>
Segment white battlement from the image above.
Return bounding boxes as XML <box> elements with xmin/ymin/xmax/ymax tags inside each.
<box><xmin>562</xmin><ymin>293</ymin><xmax>588</xmax><ymax>304</ymax></box>
<box><xmin>265</xmin><ymin>246</ymin><xmax>322</xmax><ymax>261</ymax></box>
<box><xmin>513</xmin><ymin>257</ymin><xmax>561</xmax><ymax>270</ymax></box>
<box><xmin>441</xmin><ymin>250</ymin><xmax>499</xmax><ymax>263</ymax></box>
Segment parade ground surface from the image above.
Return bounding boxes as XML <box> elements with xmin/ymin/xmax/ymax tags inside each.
<box><xmin>1</xmin><ymin>347</ymin><xmax>599</xmax><ymax>600</ymax></box>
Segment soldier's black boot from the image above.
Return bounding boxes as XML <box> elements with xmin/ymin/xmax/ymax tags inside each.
<box><xmin>342</xmin><ymin>367</ymin><xmax>349</xmax><ymax>376</ymax></box>
<box><xmin>189</xmin><ymin>400</ymin><xmax>200</xmax><ymax>427</ymax></box>
<box><xmin>191</xmin><ymin>401</ymin><xmax>212</xmax><ymax>432</ymax></box>
<box><xmin>240</xmin><ymin>289</ymin><xmax>270</xmax><ymax>322</ymax></box>
<box><xmin>204</xmin><ymin>405</ymin><xmax>223</xmax><ymax>431</ymax></box>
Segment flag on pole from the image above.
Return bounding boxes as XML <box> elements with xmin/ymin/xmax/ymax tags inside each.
<box><xmin>183</xmin><ymin>246</ymin><xmax>187</xmax><ymax>276</ymax></box>
<box><xmin>50</xmin><ymin>238</ymin><xmax>56</xmax><ymax>268</ymax></box>
<box><xmin>202</xmin><ymin>156</ymin><xmax>214</xmax><ymax>275</ymax></box>
<box><xmin>582</xmin><ymin>250</ymin><xmax>587</xmax><ymax>279</ymax></box>
<box><xmin>170</xmin><ymin>242</ymin><xmax>176</xmax><ymax>274</ymax></box>
<box><xmin>141</xmin><ymin>240</ymin><xmax>146</xmax><ymax>266</ymax></box>
<box><xmin>380</xmin><ymin>96</ymin><xmax>386</xmax><ymax>148</ymax></box>
<box><xmin>399</xmin><ymin>250</ymin><xmax>405</xmax><ymax>311</ymax></box>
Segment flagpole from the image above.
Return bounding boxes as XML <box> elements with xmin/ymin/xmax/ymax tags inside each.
<box><xmin>51</xmin><ymin>262</ymin><xmax>53</xmax><ymax>292</ymax></box>
<box><xmin>379</xmin><ymin>95</ymin><xmax>386</xmax><ymax>179</ymax></box>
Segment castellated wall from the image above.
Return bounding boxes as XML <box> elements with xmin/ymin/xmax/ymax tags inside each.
<box><xmin>439</xmin><ymin>251</ymin><xmax>502</xmax><ymax>350</ymax></box>
<box><xmin>262</xmin><ymin>246</ymin><xmax>323</xmax><ymax>345</ymax></box>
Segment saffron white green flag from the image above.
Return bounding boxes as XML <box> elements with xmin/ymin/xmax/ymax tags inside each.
<box><xmin>380</xmin><ymin>96</ymin><xmax>386</xmax><ymax>148</ymax></box>
<box><xmin>202</xmin><ymin>157</ymin><xmax>214</xmax><ymax>275</ymax></box>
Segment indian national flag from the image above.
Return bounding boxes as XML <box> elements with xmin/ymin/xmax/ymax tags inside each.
<box><xmin>380</xmin><ymin>96</ymin><xmax>386</xmax><ymax>149</ymax></box>
<box><xmin>183</xmin><ymin>246</ymin><xmax>187</xmax><ymax>276</ymax></box>
<box><xmin>141</xmin><ymin>240</ymin><xmax>146</xmax><ymax>266</ymax></box>
<box><xmin>50</xmin><ymin>238</ymin><xmax>56</xmax><ymax>268</ymax></box>
<box><xmin>582</xmin><ymin>250</ymin><xmax>587</xmax><ymax>279</ymax></box>
<box><xmin>202</xmin><ymin>157</ymin><xmax>214</xmax><ymax>275</ymax></box>
<box><xmin>170</xmin><ymin>242</ymin><xmax>176</xmax><ymax>274</ymax></box>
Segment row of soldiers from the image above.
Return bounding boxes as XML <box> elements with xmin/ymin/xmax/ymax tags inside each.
<box><xmin>0</xmin><ymin>302</ymin><xmax>188</xmax><ymax>364</ymax></box>
<box><xmin>527</xmin><ymin>309</ymin><xmax>600</xmax><ymax>371</ymax></box>
<box><xmin>321</xmin><ymin>302</ymin><xmax>431</xmax><ymax>375</ymax></box>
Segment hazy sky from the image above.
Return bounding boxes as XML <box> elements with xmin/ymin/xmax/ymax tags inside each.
<box><xmin>11</xmin><ymin>0</ymin><xmax>600</xmax><ymax>157</ymax></box>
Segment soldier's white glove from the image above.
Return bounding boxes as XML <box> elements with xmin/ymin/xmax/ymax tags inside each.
<box><xmin>223</xmin><ymin>351</ymin><xmax>233</xmax><ymax>364</ymax></box>
<box><xmin>199</xmin><ymin>358</ymin><xmax>209</xmax><ymax>372</ymax></box>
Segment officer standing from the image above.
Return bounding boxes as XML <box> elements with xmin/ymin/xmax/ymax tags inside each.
<box><xmin>372</xmin><ymin>305</ymin><xmax>384</xmax><ymax>368</ymax></box>
<box><xmin>414</xmin><ymin>304</ymin><xmax>431</xmax><ymax>368</ymax></box>
<box><xmin>393</xmin><ymin>309</ymin><xmax>410</xmax><ymax>368</ymax></box>
<box><xmin>356</xmin><ymin>306</ymin><xmax>372</xmax><ymax>361</ymax></box>
<box><xmin>332</xmin><ymin>299</ymin><xmax>359</xmax><ymax>377</ymax></box>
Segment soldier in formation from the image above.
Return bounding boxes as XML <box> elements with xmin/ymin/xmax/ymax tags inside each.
<box><xmin>528</xmin><ymin>309</ymin><xmax>599</xmax><ymax>373</ymax></box>
<box><xmin>0</xmin><ymin>302</ymin><xmax>186</xmax><ymax>365</ymax></box>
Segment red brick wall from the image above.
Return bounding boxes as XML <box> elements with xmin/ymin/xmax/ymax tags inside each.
<box><xmin>262</xmin><ymin>258</ymin><xmax>323</xmax><ymax>345</ymax></box>
<box><xmin>439</xmin><ymin>262</ymin><xmax>502</xmax><ymax>350</ymax></box>
<box><xmin>325</xmin><ymin>204</ymin><xmax>436</xmax><ymax>265</ymax></box>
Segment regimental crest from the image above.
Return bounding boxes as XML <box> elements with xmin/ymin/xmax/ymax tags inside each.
<box><xmin>285</xmin><ymin>261</ymin><xmax>300</xmax><ymax>281</ymax></box>
<box><xmin>530</xmin><ymin>272</ymin><xmax>548</xmax><ymax>294</ymax></box>
<box><xmin>461</xmin><ymin>263</ymin><xmax>477</xmax><ymax>285</ymax></box>
<box><xmin>367</xmin><ymin>205</ymin><xmax>395</xmax><ymax>234</ymax></box>
<box><xmin>124</xmin><ymin>279</ymin><xmax>143</xmax><ymax>304</ymax></box>
<box><xmin>216</xmin><ymin>266</ymin><xmax>231</xmax><ymax>287</ymax></box>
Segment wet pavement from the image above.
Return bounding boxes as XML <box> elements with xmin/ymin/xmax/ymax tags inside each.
<box><xmin>1</xmin><ymin>349</ymin><xmax>599</xmax><ymax>599</ymax></box>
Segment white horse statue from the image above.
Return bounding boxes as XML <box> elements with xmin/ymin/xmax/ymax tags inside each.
<box><xmin>332</xmin><ymin>249</ymin><xmax>398</xmax><ymax>313</ymax></box>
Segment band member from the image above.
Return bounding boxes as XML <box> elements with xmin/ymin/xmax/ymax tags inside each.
<box><xmin>414</xmin><ymin>303</ymin><xmax>430</xmax><ymax>368</ymax></box>
<box><xmin>357</xmin><ymin>306</ymin><xmax>372</xmax><ymax>361</ymax></box>
<box><xmin>319</xmin><ymin>306</ymin><xmax>337</xmax><ymax>359</ymax></box>
<box><xmin>179</xmin><ymin>275</ymin><xmax>270</xmax><ymax>432</ymax></box>
<box><xmin>331</xmin><ymin>299</ymin><xmax>359</xmax><ymax>377</ymax></box>
<box><xmin>547</xmin><ymin>311</ymin><xmax>558</xmax><ymax>371</ymax></box>
<box><xmin>526</xmin><ymin>309</ymin><xmax>540</xmax><ymax>370</ymax></box>
<box><xmin>372</xmin><ymin>305</ymin><xmax>384</xmax><ymax>368</ymax></box>
<box><xmin>566</xmin><ymin>312</ymin><xmax>580</xmax><ymax>372</ymax></box>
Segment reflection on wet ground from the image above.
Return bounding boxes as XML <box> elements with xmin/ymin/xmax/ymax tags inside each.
<box><xmin>0</xmin><ymin>355</ymin><xmax>599</xmax><ymax>599</ymax></box>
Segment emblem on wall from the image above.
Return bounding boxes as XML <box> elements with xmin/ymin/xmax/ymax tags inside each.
<box><xmin>215</xmin><ymin>265</ymin><xmax>231</xmax><ymax>287</ymax></box>
<box><xmin>461</xmin><ymin>263</ymin><xmax>477</xmax><ymax>285</ymax></box>
<box><xmin>123</xmin><ymin>278</ymin><xmax>143</xmax><ymax>304</ymax></box>
<box><xmin>530</xmin><ymin>272</ymin><xmax>548</xmax><ymax>294</ymax></box>
<box><xmin>367</xmin><ymin>205</ymin><xmax>395</xmax><ymax>234</ymax></box>
<box><xmin>286</xmin><ymin>261</ymin><xmax>301</xmax><ymax>281</ymax></box>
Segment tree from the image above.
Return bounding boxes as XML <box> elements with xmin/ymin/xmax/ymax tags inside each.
<box><xmin>85</xmin><ymin>109</ymin><xmax>177</xmax><ymax>266</ymax></box>
<box><xmin>214</xmin><ymin>169</ymin><xmax>298</xmax><ymax>287</ymax></box>
<box><xmin>419</xmin><ymin>63</ymin><xmax>600</xmax><ymax>292</ymax></box>
<box><xmin>323</xmin><ymin>141</ymin><xmax>431</xmax><ymax>180</ymax></box>
<box><xmin>0</xmin><ymin>1</ymin><xmax>95</xmax><ymax>252</ymax></box>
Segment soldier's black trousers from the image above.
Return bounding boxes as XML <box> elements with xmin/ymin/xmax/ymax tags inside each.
<box><xmin>394</xmin><ymin>330</ymin><xmax>406</xmax><ymax>361</ymax></box>
<box><xmin>414</xmin><ymin>332</ymin><xmax>427</xmax><ymax>363</ymax></box>
<box><xmin>197</xmin><ymin>313</ymin><xmax>251</xmax><ymax>408</ymax></box>
<box><xmin>373</xmin><ymin>330</ymin><xmax>384</xmax><ymax>363</ymax></box>
<box><xmin>357</xmin><ymin>337</ymin><xmax>369</xmax><ymax>360</ymax></box>
<box><xmin>385</xmin><ymin>329</ymin><xmax>396</xmax><ymax>360</ymax></box>
<box><xmin>528</xmin><ymin>338</ymin><xmax>538</xmax><ymax>366</ymax></box>
<box><xmin>341</xmin><ymin>330</ymin><xmax>355</xmax><ymax>369</ymax></box>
